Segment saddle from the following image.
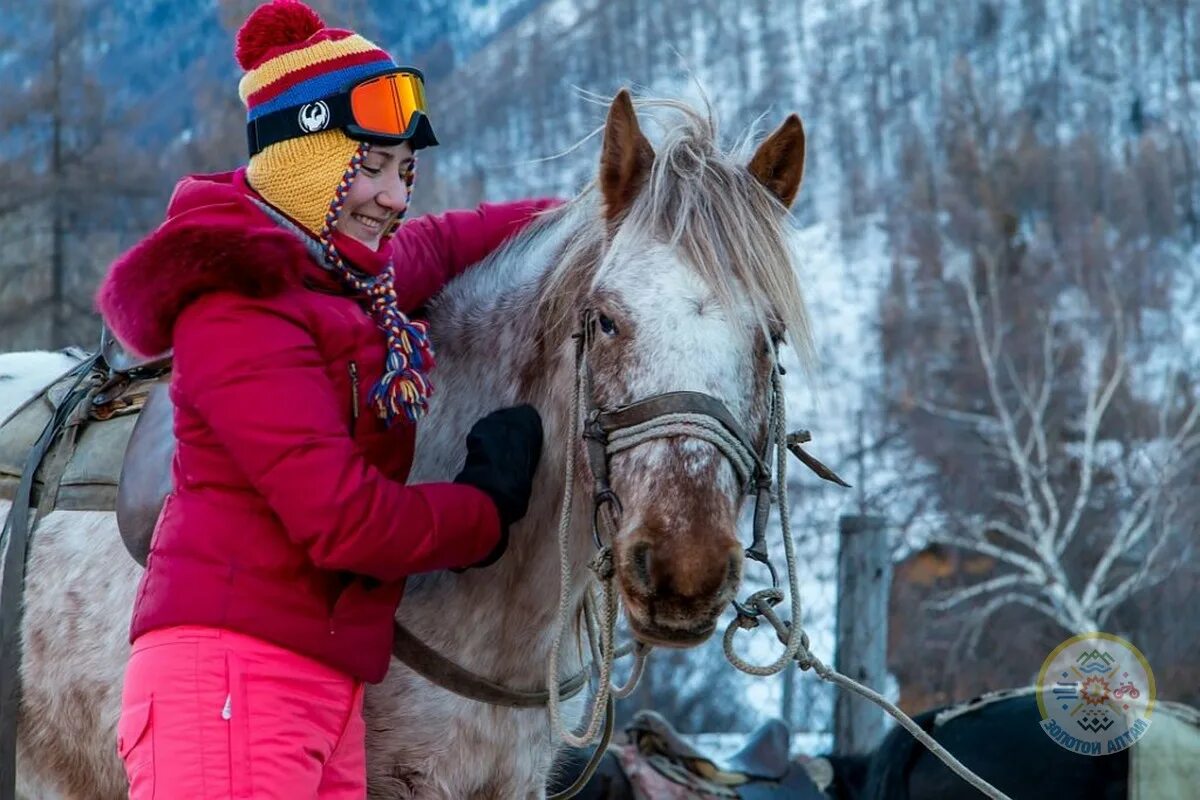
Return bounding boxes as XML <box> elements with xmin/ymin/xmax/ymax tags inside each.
<box><xmin>114</xmin><ymin>381</ymin><xmax>174</xmax><ymax>565</ymax></box>
<box><xmin>0</xmin><ymin>332</ymin><xmax>171</xmax><ymax>517</ymax></box>
<box><xmin>0</xmin><ymin>331</ymin><xmax>171</xmax><ymax>797</ymax></box>
<box><xmin>99</xmin><ymin>327</ymin><xmax>172</xmax><ymax>376</ymax></box>
<box><xmin>617</xmin><ymin>710</ymin><xmax>827</xmax><ymax>799</ymax></box>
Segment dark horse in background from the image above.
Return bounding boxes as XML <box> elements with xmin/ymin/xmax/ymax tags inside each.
<box><xmin>551</xmin><ymin>690</ymin><xmax>1199</xmax><ymax>799</ymax></box>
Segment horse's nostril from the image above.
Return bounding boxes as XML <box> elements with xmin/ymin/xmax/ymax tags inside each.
<box><xmin>632</xmin><ymin>542</ymin><xmax>653</xmax><ymax>590</ymax></box>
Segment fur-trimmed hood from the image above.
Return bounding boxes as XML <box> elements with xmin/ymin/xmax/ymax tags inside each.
<box><xmin>96</xmin><ymin>169</ymin><xmax>322</xmax><ymax>358</ymax></box>
<box><xmin>98</xmin><ymin>170</ymin><xmax>562</xmax><ymax>358</ymax></box>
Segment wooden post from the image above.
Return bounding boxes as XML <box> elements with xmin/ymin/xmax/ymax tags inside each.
<box><xmin>834</xmin><ymin>514</ymin><xmax>891</xmax><ymax>754</ymax></box>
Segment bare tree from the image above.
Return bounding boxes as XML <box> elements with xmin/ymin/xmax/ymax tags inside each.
<box><xmin>918</xmin><ymin>251</ymin><xmax>1198</xmax><ymax>643</ymax></box>
<box><xmin>0</xmin><ymin>0</ymin><xmax>196</xmax><ymax>349</ymax></box>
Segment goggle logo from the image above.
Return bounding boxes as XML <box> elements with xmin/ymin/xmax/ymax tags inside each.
<box><xmin>298</xmin><ymin>101</ymin><xmax>331</xmax><ymax>134</ymax></box>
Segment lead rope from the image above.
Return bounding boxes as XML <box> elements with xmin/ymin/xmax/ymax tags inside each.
<box><xmin>543</xmin><ymin>341</ymin><xmax>651</xmax><ymax>799</ymax></box>
<box><xmin>547</xmin><ymin>352</ymin><xmax>622</xmax><ymax>748</ymax></box>
<box><xmin>722</xmin><ymin>366</ymin><xmax>806</xmax><ymax>674</ymax></box>
<box><xmin>582</xmin><ymin>588</ymin><xmax>649</xmax><ymax>699</ymax></box>
<box><xmin>720</xmin><ymin>363</ymin><xmax>1013</xmax><ymax>800</ymax></box>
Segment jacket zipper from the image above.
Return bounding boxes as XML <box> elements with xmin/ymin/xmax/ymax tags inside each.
<box><xmin>347</xmin><ymin>360</ymin><xmax>361</xmax><ymax>439</ymax></box>
<box><xmin>336</xmin><ymin>361</ymin><xmax>361</xmax><ymax>635</ymax></box>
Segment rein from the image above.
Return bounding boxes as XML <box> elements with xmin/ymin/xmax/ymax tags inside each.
<box><xmin>389</xmin><ymin>621</ymin><xmax>591</xmax><ymax>708</ymax></box>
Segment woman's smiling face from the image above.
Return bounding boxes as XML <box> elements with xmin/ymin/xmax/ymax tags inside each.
<box><xmin>338</xmin><ymin>141</ymin><xmax>415</xmax><ymax>248</ymax></box>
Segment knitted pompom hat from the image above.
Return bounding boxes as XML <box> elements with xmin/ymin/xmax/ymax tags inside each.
<box><xmin>236</xmin><ymin>0</ymin><xmax>399</xmax><ymax>236</ymax></box>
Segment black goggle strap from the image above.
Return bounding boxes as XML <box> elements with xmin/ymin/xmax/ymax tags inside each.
<box><xmin>245</xmin><ymin>94</ymin><xmax>428</xmax><ymax>157</ymax></box>
<box><xmin>247</xmin><ymin>93</ymin><xmax>360</xmax><ymax>157</ymax></box>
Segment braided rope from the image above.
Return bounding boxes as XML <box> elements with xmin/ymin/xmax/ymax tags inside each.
<box><xmin>581</xmin><ymin>589</ymin><xmax>647</xmax><ymax>699</ymax></box>
<box><xmin>721</xmin><ymin>367</ymin><xmax>807</xmax><ymax>675</ymax></box>
<box><xmin>716</xmin><ymin>360</ymin><xmax>1013</xmax><ymax>800</ymax></box>
<box><xmin>545</xmin><ymin>349</ymin><xmax>588</xmax><ymax>744</ymax></box>
<box><xmin>547</xmin><ymin>354</ymin><xmax>622</xmax><ymax>748</ymax></box>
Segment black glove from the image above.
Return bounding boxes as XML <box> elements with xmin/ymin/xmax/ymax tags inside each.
<box><xmin>453</xmin><ymin>404</ymin><xmax>543</xmax><ymax>568</ymax></box>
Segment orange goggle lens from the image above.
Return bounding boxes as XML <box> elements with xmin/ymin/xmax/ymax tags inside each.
<box><xmin>350</xmin><ymin>71</ymin><xmax>428</xmax><ymax>138</ymax></box>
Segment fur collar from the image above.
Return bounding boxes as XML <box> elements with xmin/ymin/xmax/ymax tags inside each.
<box><xmin>96</xmin><ymin>171</ymin><xmax>312</xmax><ymax>357</ymax></box>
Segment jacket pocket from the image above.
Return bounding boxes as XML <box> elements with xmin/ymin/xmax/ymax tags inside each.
<box><xmin>347</xmin><ymin>360</ymin><xmax>360</xmax><ymax>434</ymax></box>
<box><xmin>117</xmin><ymin>697</ymin><xmax>155</xmax><ymax>799</ymax></box>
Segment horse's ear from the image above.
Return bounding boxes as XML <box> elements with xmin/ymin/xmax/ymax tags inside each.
<box><xmin>747</xmin><ymin>114</ymin><xmax>806</xmax><ymax>208</ymax></box>
<box><xmin>600</xmin><ymin>89</ymin><xmax>655</xmax><ymax>221</ymax></box>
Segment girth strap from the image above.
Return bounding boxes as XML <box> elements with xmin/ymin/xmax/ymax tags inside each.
<box><xmin>0</xmin><ymin>355</ymin><xmax>99</xmax><ymax>800</ymax></box>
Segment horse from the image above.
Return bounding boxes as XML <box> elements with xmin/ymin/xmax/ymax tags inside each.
<box><xmin>1</xmin><ymin>90</ymin><xmax>813</xmax><ymax>799</ymax></box>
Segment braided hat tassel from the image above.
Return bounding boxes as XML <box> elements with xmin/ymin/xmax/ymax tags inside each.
<box><xmin>365</xmin><ymin>275</ymin><xmax>436</xmax><ymax>423</ymax></box>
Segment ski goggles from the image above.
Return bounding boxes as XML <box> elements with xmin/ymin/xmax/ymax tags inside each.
<box><xmin>247</xmin><ymin>68</ymin><xmax>437</xmax><ymax>157</ymax></box>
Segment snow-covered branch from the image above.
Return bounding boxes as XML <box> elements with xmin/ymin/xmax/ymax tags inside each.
<box><xmin>959</xmin><ymin>252</ymin><xmax>1051</xmax><ymax>541</ymax></box>
<box><xmin>927</xmin><ymin>530</ymin><xmax>1044</xmax><ymax>576</ymax></box>
<box><xmin>926</xmin><ymin>572</ymin><xmax>1033</xmax><ymax>612</ymax></box>
<box><xmin>1057</xmin><ymin>329</ymin><xmax>1126</xmax><ymax>557</ymax></box>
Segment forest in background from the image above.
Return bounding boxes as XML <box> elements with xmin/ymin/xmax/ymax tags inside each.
<box><xmin>1</xmin><ymin>0</ymin><xmax>1196</xmax><ymax>737</ymax></box>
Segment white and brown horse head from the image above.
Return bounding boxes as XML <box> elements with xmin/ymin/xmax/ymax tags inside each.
<box><xmin>540</xmin><ymin>90</ymin><xmax>812</xmax><ymax>648</ymax></box>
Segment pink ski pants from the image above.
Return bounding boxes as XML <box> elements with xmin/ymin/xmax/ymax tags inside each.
<box><xmin>118</xmin><ymin>625</ymin><xmax>366</xmax><ymax>799</ymax></box>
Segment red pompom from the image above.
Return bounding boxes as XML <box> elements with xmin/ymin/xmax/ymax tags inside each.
<box><xmin>235</xmin><ymin>0</ymin><xmax>325</xmax><ymax>70</ymax></box>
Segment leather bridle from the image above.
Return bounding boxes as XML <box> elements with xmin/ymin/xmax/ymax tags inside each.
<box><xmin>572</xmin><ymin>308</ymin><xmax>784</xmax><ymax>587</ymax></box>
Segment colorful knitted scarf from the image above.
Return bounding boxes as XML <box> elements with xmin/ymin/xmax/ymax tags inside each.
<box><xmin>318</xmin><ymin>143</ymin><xmax>435</xmax><ymax>425</ymax></box>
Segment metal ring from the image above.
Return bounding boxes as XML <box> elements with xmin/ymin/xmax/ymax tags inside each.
<box><xmin>591</xmin><ymin>489</ymin><xmax>622</xmax><ymax>549</ymax></box>
<box><xmin>731</xmin><ymin>599</ymin><xmax>760</xmax><ymax>626</ymax></box>
<box><xmin>744</xmin><ymin>547</ymin><xmax>780</xmax><ymax>588</ymax></box>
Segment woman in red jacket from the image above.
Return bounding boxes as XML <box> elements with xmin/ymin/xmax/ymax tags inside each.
<box><xmin>97</xmin><ymin>2</ymin><xmax>554</xmax><ymax>797</ymax></box>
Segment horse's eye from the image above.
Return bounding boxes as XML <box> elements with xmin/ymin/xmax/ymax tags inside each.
<box><xmin>598</xmin><ymin>314</ymin><xmax>619</xmax><ymax>336</ymax></box>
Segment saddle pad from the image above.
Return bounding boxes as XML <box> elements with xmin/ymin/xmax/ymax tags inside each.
<box><xmin>0</xmin><ymin>376</ymin><xmax>64</xmax><ymax>502</ymax></box>
<box><xmin>615</xmin><ymin>745</ymin><xmax>735</xmax><ymax>799</ymax></box>
<box><xmin>0</xmin><ymin>371</ymin><xmax>150</xmax><ymax>512</ymax></box>
<box><xmin>626</xmin><ymin>710</ymin><xmax>791</xmax><ymax>782</ymax></box>
<box><xmin>614</xmin><ymin>744</ymin><xmax>828</xmax><ymax>800</ymax></box>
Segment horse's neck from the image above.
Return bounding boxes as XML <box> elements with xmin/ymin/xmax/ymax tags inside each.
<box><xmin>400</xmin><ymin>206</ymin><xmax>596</xmax><ymax>684</ymax></box>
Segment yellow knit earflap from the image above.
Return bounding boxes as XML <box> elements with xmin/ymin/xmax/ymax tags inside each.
<box><xmin>246</xmin><ymin>129</ymin><xmax>359</xmax><ymax>237</ymax></box>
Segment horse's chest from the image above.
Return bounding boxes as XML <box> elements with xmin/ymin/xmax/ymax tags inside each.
<box><xmin>439</xmin><ymin>706</ymin><xmax>550</xmax><ymax>784</ymax></box>
<box><xmin>368</xmin><ymin>683</ymin><xmax>557</xmax><ymax>799</ymax></box>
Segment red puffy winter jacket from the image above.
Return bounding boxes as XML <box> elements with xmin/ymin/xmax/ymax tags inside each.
<box><xmin>98</xmin><ymin>169</ymin><xmax>556</xmax><ymax>682</ymax></box>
